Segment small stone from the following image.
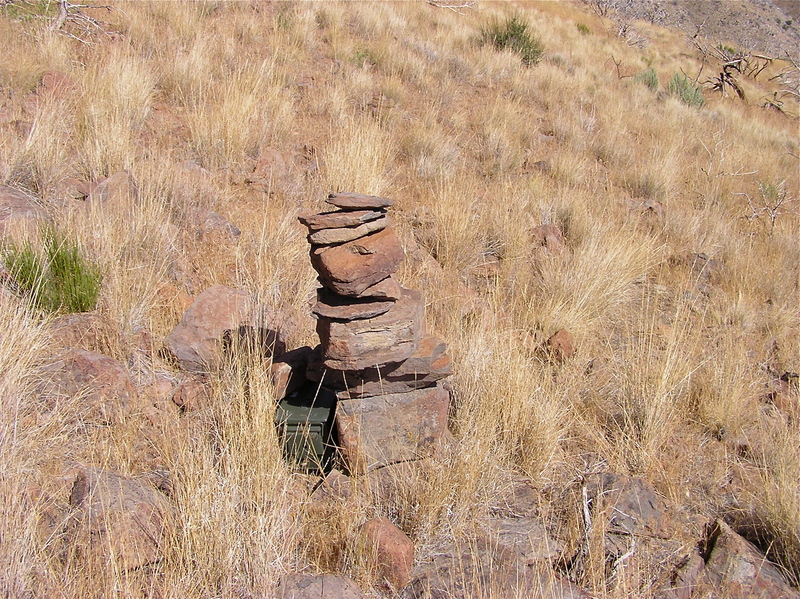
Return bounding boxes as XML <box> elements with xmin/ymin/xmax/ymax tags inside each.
<box><xmin>299</xmin><ymin>209</ymin><xmax>385</xmax><ymax>231</ymax></box>
<box><xmin>544</xmin><ymin>329</ymin><xmax>575</xmax><ymax>364</ymax></box>
<box><xmin>311</xmin><ymin>227</ymin><xmax>405</xmax><ymax>296</ymax></box>
<box><xmin>313</xmin><ymin>288</ymin><xmax>395</xmax><ymax>321</ymax></box>
<box><xmin>531</xmin><ymin>224</ymin><xmax>567</xmax><ymax>255</ymax></box>
<box><xmin>359</xmin><ymin>517</ymin><xmax>414</xmax><ymax>590</ymax></box>
<box><xmin>326</xmin><ymin>191</ymin><xmax>394</xmax><ymax>210</ymax></box>
<box><xmin>0</xmin><ymin>185</ymin><xmax>46</xmax><ymax>240</ymax></box>
<box><xmin>270</xmin><ymin>346</ymin><xmax>312</xmax><ymax>401</ymax></box>
<box><xmin>171</xmin><ymin>376</ymin><xmax>211</xmax><ymax>412</ymax></box>
<box><xmin>308</xmin><ymin>216</ymin><xmax>388</xmax><ymax>245</ymax></box>
<box><xmin>352</xmin><ymin>275</ymin><xmax>404</xmax><ymax>300</ymax></box>
<box><xmin>87</xmin><ymin>170</ymin><xmax>138</xmax><ymax>207</ymax></box>
<box><xmin>336</xmin><ymin>382</ymin><xmax>450</xmax><ymax>474</ymax></box>
<box><xmin>317</xmin><ymin>288</ymin><xmax>424</xmax><ymax>370</ymax></box>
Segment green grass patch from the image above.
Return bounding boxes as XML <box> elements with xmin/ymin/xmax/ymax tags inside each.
<box><xmin>481</xmin><ymin>14</ymin><xmax>544</xmax><ymax>66</ymax></box>
<box><xmin>667</xmin><ymin>73</ymin><xmax>705</xmax><ymax>108</ymax></box>
<box><xmin>576</xmin><ymin>23</ymin><xmax>591</xmax><ymax>35</ymax></box>
<box><xmin>633</xmin><ymin>67</ymin><xmax>659</xmax><ymax>91</ymax></box>
<box><xmin>4</xmin><ymin>228</ymin><xmax>103</xmax><ymax>314</ymax></box>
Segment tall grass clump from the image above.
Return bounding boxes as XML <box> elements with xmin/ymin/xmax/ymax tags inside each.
<box><xmin>480</xmin><ymin>14</ymin><xmax>544</xmax><ymax>66</ymax></box>
<box><xmin>633</xmin><ymin>67</ymin><xmax>658</xmax><ymax>90</ymax></box>
<box><xmin>4</xmin><ymin>228</ymin><xmax>103</xmax><ymax>314</ymax></box>
<box><xmin>667</xmin><ymin>73</ymin><xmax>705</xmax><ymax>107</ymax></box>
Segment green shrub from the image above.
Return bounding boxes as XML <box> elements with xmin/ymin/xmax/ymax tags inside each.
<box><xmin>633</xmin><ymin>67</ymin><xmax>659</xmax><ymax>90</ymax></box>
<box><xmin>4</xmin><ymin>229</ymin><xmax>103</xmax><ymax>314</ymax></box>
<box><xmin>481</xmin><ymin>14</ymin><xmax>544</xmax><ymax>66</ymax></box>
<box><xmin>576</xmin><ymin>23</ymin><xmax>591</xmax><ymax>35</ymax></box>
<box><xmin>667</xmin><ymin>73</ymin><xmax>705</xmax><ymax>108</ymax></box>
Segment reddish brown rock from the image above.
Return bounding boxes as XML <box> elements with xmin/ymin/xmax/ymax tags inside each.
<box><xmin>48</xmin><ymin>312</ymin><xmax>120</xmax><ymax>354</ymax></box>
<box><xmin>335</xmin><ymin>382</ymin><xmax>449</xmax><ymax>473</ymax></box>
<box><xmin>326</xmin><ymin>191</ymin><xmax>394</xmax><ymax>210</ymax></box>
<box><xmin>308</xmin><ymin>216</ymin><xmax>388</xmax><ymax>245</ymax></box>
<box><xmin>308</xmin><ymin>335</ymin><xmax>452</xmax><ymax>398</ymax></box>
<box><xmin>270</xmin><ymin>346</ymin><xmax>312</xmax><ymax>401</ymax></box>
<box><xmin>87</xmin><ymin>170</ymin><xmax>138</xmax><ymax>207</ymax></box>
<box><xmin>701</xmin><ymin>520</ymin><xmax>800</xmax><ymax>599</ymax></box>
<box><xmin>352</xmin><ymin>275</ymin><xmax>404</xmax><ymax>300</ymax></box>
<box><xmin>310</xmin><ymin>227</ymin><xmax>404</xmax><ymax>296</ymax></box>
<box><xmin>359</xmin><ymin>517</ymin><xmax>414</xmax><ymax>590</ymax></box>
<box><xmin>0</xmin><ymin>185</ymin><xmax>46</xmax><ymax>240</ymax></box>
<box><xmin>275</xmin><ymin>573</ymin><xmax>366</xmax><ymax>598</ymax></box>
<box><xmin>544</xmin><ymin>329</ymin><xmax>575</xmax><ymax>364</ymax></box>
<box><xmin>39</xmin><ymin>70</ymin><xmax>75</xmax><ymax>95</ymax></box>
<box><xmin>299</xmin><ymin>209</ymin><xmax>385</xmax><ymax>230</ymax></box>
<box><xmin>40</xmin><ymin>349</ymin><xmax>142</xmax><ymax>424</ymax></box>
<box><xmin>66</xmin><ymin>466</ymin><xmax>173</xmax><ymax>571</ymax></box>
<box><xmin>313</xmin><ymin>288</ymin><xmax>394</xmax><ymax>321</ymax></box>
<box><xmin>317</xmin><ymin>288</ymin><xmax>424</xmax><ymax>370</ymax></box>
<box><xmin>163</xmin><ymin>285</ymin><xmax>252</xmax><ymax>372</ymax></box>
<box><xmin>171</xmin><ymin>376</ymin><xmax>211</xmax><ymax>411</ymax></box>
<box><xmin>531</xmin><ymin>224</ymin><xmax>567</xmax><ymax>255</ymax></box>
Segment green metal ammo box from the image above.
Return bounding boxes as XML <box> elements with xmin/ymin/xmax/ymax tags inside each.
<box><xmin>274</xmin><ymin>382</ymin><xmax>337</xmax><ymax>472</ymax></box>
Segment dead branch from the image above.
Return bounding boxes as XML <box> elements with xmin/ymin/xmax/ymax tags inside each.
<box><xmin>424</xmin><ymin>0</ymin><xmax>477</xmax><ymax>14</ymax></box>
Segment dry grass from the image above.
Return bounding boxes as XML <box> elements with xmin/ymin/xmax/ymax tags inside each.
<box><xmin>0</xmin><ymin>1</ymin><xmax>798</xmax><ymax>597</ymax></box>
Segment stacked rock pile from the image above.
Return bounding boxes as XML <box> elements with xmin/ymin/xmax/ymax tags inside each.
<box><xmin>299</xmin><ymin>192</ymin><xmax>452</xmax><ymax>474</ymax></box>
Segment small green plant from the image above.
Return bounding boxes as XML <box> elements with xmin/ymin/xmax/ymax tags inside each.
<box><xmin>667</xmin><ymin>73</ymin><xmax>705</xmax><ymax>107</ymax></box>
<box><xmin>576</xmin><ymin>23</ymin><xmax>591</xmax><ymax>35</ymax></box>
<box><xmin>350</xmin><ymin>46</ymin><xmax>378</xmax><ymax>68</ymax></box>
<box><xmin>4</xmin><ymin>228</ymin><xmax>103</xmax><ymax>313</ymax></box>
<box><xmin>633</xmin><ymin>67</ymin><xmax>659</xmax><ymax>90</ymax></box>
<box><xmin>481</xmin><ymin>14</ymin><xmax>544</xmax><ymax>66</ymax></box>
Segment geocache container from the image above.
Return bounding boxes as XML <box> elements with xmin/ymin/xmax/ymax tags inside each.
<box><xmin>274</xmin><ymin>382</ymin><xmax>337</xmax><ymax>472</ymax></box>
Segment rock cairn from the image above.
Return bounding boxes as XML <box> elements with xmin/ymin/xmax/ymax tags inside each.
<box><xmin>299</xmin><ymin>192</ymin><xmax>452</xmax><ymax>474</ymax></box>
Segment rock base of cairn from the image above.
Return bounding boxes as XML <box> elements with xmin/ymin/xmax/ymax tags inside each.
<box><xmin>300</xmin><ymin>192</ymin><xmax>452</xmax><ymax>473</ymax></box>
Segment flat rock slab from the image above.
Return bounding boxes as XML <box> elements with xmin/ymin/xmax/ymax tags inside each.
<box><xmin>309</xmin><ymin>335</ymin><xmax>452</xmax><ymax>398</ymax></box>
<box><xmin>317</xmin><ymin>288</ymin><xmax>423</xmax><ymax>370</ymax></box>
<box><xmin>274</xmin><ymin>573</ymin><xmax>366</xmax><ymax>598</ymax></box>
<box><xmin>335</xmin><ymin>383</ymin><xmax>449</xmax><ymax>474</ymax></box>
<box><xmin>299</xmin><ymin>209</ymin><xmax>385</xmax><ymax>231</ymax></box>
<box><xmin>308</xmin><ymin>216</ymin><xmax>388</xmax><ymax>245</ymax></box>
<box><xmin>352</xmin><ymin>275</ymin><xmax>404</xmax><ymax>300</ymax></box>
<box><xmin>402</xmin><ymin>535</ymin><xmax>590</xmax><ymax>599</ymax></box>
<box><xmin>313</xmin><ymin>288</ymin><xmax>395</xmax><ymax>321</ymax></box>
<box><xmin>326</xmin><ymin>191</ymin><xmax>394</xmax><ymax>210</ymax></box>
<box><xmin>311</xmin><ymin>227</ymin><xmax>404</xmax><ymax>296</ymax></box>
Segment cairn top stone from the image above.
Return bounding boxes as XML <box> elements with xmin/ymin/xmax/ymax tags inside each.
<box><xmin>326</xmin><ymin>192</ymin><xmax>394</xmax><ymax>210</ymax></box>
<box><xmin>299</xmin><ymin>209</ymin><xmax>385</xmax><ymax>231</ymax></box>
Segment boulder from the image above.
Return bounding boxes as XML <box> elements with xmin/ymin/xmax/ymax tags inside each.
<box><xmin>317</xmin><ymin>288</ymin><xmax>424</xmax><ymax>370</ymax></box>
<box><xmin>274</xmin><ymin>573</ymin><xmax>366</xmax><ymax>599</ymax></box>
<box><xmin>701</xmin><ymin>520</ymin><xmax>800</xmax><ymax>599</ymax></box>
<box><xmin>0</xmin><ymin>185</ymin><xmax>46</xmax><ymax>240</ymax></box>
<box><xmin>299</xmin><ymin>209</ymin><xmax>385</xmax><ymax>231</ymax></box>
<box><xmin>658</xmin><ymin>552</ymin><xmax>705</xmax><ymax>599</ymax></box>
<box><xmin>40</xmin><ymin>349</ymin><xmax>142</xmax><ymax>425</ymax></box>
<box><xmin>335</xmin><ymin>382</ymin><xmax>449</xmax><ymax>474</ymax></box>
<box><xmin>312</xmin><ymin>288</ymin><xmax>394</xmax><ymax>321</ymax></box>
<box><xmin>586</xmin><ymin>472</ymin><xmax>672</xmax><ymax>540</ymax></box>
<box><xmin>310</xmin><ymin>228</ymin><xmax>404</xmax><ymax>296</ymax></box>
<box><xmin>358</xmin><ymin>517</ymin><xmax>414</xmax><ymax>590</ymax></box>
<box><xmin>308</xmin><ymin>216</ymin><xmax>388</xmax><ymax>246</ymax></box>
<box><xmin>164</xmin><ymin>285</ymin><xmax>253</xmax><ymax>372</ymax></box>
<box><xmin>326</xmin><ymin>191</ymin><xmax>394</xmax><ymax>210</ymax></box>
<box><xmin>66</xmin><ymin>466</ymin><xmax>173</xmax><ymax>571</ymax></box>
<box><xmin>308</xmin><ymin>335</ymin><xmax>452</xmax><ymax>398</ymax></box>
